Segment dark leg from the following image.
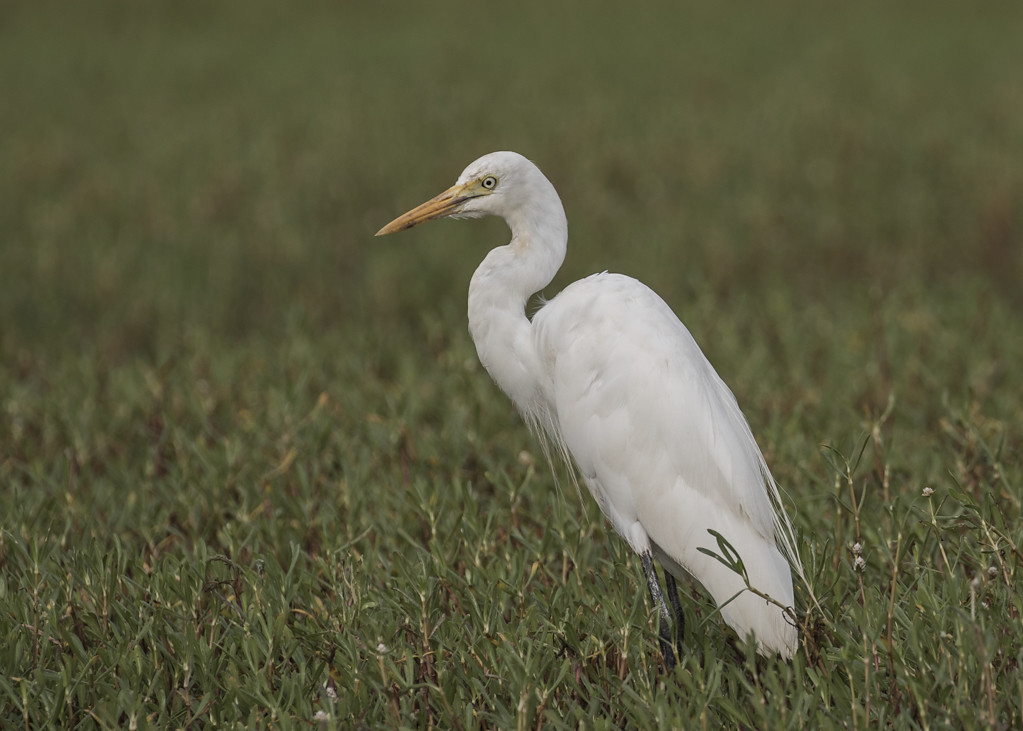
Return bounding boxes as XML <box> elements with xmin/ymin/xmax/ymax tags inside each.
<box><xmin>662</xmin><ymin>570</ymin><xmax>686</xmax><ymax>658</ymax></box>
<box><xmin>641</xmin><ymin>552</ymin><xmax>676</xmax><ymax>670</ymax></box>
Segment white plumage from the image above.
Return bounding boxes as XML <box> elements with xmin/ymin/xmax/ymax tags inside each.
<box><xmin>377</xmin><ymin>151</ymin><xmax>801</xmax><ymax>661</ymax></box>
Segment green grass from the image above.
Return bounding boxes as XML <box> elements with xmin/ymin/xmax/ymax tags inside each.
<box><xmin>2</xmin><ymin>1</ymin><xmax>1022</xmax><ymax>728</ymax></box>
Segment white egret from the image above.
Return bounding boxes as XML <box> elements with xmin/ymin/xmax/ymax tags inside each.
<box><xmin>376</xmin><ymin>151</ymin><xmax>802</xmax><ymax>665</ymax></box>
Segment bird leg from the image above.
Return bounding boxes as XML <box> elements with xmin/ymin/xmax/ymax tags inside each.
<box><xmin>641</xmin><ymin>552</ymin><xmax>677</xmax><ymax>670</ymax></box>
<box><xmin>662</xmin><ymin>570</ymin><xmax>686</xmax><ymax>658</ymax></box>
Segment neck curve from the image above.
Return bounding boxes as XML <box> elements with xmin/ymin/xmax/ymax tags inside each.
<box><xmin>466</xmin><ymin>177</ymin><xmax>567</xmax><ymax>412</ymax></box>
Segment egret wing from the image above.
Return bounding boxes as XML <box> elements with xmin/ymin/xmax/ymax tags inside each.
<box><xmin>532</xmin><ymin>273</ymin><xmax>796</xmax><ymax>653</ymax></box>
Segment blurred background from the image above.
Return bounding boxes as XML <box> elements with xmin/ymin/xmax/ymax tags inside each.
<box><xmin>3</xmin><ymin>1</ymin><xmax>1020</xmax><ymax>357</ymax></box>
<box><xmin>2</xmin><ymin>0</ymin><xmax>1022</xmax><ymax>518</ymax></box>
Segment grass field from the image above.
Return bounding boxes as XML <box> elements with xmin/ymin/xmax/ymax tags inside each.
<box><xmin>2</xmin><ymin>1</ymin><xmax>1022</xmax><ymax>728</ymax></box>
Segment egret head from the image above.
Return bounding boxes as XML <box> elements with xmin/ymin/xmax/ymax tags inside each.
<box><xmin>376</xmin><ymin>151</ymin><xmax>548</xmax><ymax>236</ymax></box>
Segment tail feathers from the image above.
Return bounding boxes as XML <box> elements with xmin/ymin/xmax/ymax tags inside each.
<box><xmin>652</xmin><ymin>538</ymin><xmax>797</xmax><ymax>658</ymax></box>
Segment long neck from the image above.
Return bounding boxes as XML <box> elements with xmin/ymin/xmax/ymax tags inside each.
<box><xmin>467</xmin><ymin>187</ymin><xmax>567</xmax><ymax>412</ymax></box>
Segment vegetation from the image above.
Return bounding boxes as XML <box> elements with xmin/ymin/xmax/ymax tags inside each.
<box><xmin>2</xmin><ymin>1</ymin><xmax>1021</xmax><ymax>727</ymax></box>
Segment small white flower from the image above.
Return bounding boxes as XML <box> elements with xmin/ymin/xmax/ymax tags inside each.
<box><xmin>314</xmin><ymin>710</ymin><xmax>330</xmax><ymax>721</ymax></box>
<box><xmin>987</xmin><ymin>566</ymin><xmax>998</xmax><ymax>578</ymax></box>
<box><xmin>377</xmin><ymin>642</ymin><xmax>388</xmax><ymax>654</ymax></box>
<box><xmin>854</xmin><ymin>556</ymin><xmax>866</xmax><ymax>571</ymax></box>
<box><xmin>922</xmin><ymin>486</ymin><xmax>934</xmax><ymax>498</ymax></box>
<box><xmin>325</xmin><ymin>685</ymin><xmax>338</xmax><ymax>701</ymax></box>
<box><xmin>852</xmin><ymin>542</ymin><xmax>862</xmax><ymax>555</ymax></box>
<box><xmin>971</xmin><ymin>577</ymin><xmax>981</xmax><ymax>590</ymax></box>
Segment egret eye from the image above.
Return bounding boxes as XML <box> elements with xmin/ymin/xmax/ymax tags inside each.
<box><xmin>481</xmin><ymin>176</ymin><xmax>498</xmax><ymax>190</ymax></box>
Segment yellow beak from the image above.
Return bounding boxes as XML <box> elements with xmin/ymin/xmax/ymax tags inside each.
<box><xmin>375</xmin><ymin>182</ymin><xmax>474</xmax><ymax>236</ymax></box>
